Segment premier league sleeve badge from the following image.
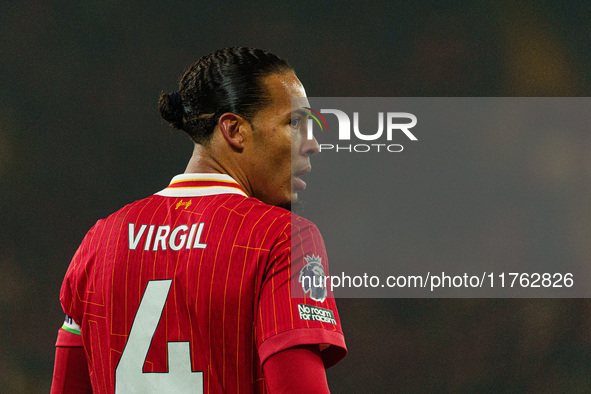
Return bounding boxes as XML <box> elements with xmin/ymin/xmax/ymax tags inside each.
<box><xmin>298</xmin><ymin>255</ymin><xmax>327</xmax><ymax>302</ymax></box>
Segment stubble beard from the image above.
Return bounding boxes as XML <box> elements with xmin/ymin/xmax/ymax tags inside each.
<box><xmin>278</xmin><ymin>199</ymin><xmax>305</xmax><ymax>214</ymax></box>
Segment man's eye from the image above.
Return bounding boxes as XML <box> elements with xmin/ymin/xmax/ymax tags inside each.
<box><xmin>290</xmin><ymin>117</ymin><xmax>301</xmax><ymax>127</ymax></box>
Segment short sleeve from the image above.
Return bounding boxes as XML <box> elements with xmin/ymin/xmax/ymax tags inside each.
<box><xmin>255</xmin><ymin>215</ymin><xmax>347</xmax><ymax>368</ymax></box>
<box><xmin>59</xmin><ymin>223</ymin><xmax>100</xmax><ymax>327</ymax></box>
<box><xmin>59</xmin><ymin>242</ymin><xmax>85</xmax><ymax>325</ymax></box>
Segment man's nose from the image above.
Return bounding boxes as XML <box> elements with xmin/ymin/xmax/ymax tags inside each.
<box><xmin>301</xmin><ymin>134</ymin><xmax>320</xmax><ymax>156</ymax></box>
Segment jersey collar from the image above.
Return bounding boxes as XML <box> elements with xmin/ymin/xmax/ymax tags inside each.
<box><xmin>155</xmin><ymin>173</ymin><xmax>248</xmax><ymax>198</ymax></box>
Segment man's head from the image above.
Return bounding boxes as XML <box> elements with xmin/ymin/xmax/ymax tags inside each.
<box><xmin>158</xmin><ymin>47</ymin><xmax>293</xmax><ymax>144</ymax></box>
<box><xmin>159</xmin><ymin>47</ymin><xmax>319</xmax><ymax>208</ymax></box>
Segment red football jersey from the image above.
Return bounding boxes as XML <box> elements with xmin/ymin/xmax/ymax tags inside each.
<box><xmin>59</xmin><ymin>173</ymin><xmax>346</xmax><ymax>393</ymax></box>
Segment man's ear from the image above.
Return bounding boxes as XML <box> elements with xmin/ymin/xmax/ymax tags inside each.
<box><xmin>218</xmin><ymin>112</ymin><xmax>249</xmax><ymax>150</ymax></box>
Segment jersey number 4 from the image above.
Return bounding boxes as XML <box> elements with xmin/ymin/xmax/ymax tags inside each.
<box><xmin>115</xmin><ymin>279</ymin><xmax>204</xmax><ymax>393</ymax></box>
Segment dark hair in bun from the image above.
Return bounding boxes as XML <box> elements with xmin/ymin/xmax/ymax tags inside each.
<box><xmin>158</xmin><ymin>47</ymin><xmax>292</xmax><ymax>144</ymax></box>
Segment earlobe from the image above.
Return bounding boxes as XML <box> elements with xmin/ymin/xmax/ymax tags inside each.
<box><xmin>218</xmin><ymin>113</ymin><xmax>246</xmax><ymax>150</ymax></box>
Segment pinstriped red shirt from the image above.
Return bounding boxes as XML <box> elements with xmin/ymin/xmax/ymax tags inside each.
<box><xmin>60</xmin><ymin>173</ymin><xmax>346</xmax><ymax>393</ymax></box>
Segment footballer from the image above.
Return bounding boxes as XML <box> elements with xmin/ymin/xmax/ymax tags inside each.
<box><xmin>51</xmin><ymin>47</ymin><xmax>346</xmax><ymax>393</ymax></box>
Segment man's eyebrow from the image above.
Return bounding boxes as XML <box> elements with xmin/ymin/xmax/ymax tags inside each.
<box><xmin>290</xmin><ymin>108</ymin><xmax>311</xmax><ymax>117</ymax></box>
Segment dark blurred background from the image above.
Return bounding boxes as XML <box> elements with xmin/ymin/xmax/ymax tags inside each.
<box><xmin>1</xmin><ymin>1</ymin><xmax>591</xmax><ymax>392</ymax></box>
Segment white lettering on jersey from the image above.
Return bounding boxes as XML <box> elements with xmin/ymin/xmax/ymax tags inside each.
<box><xmin>128</xmin><ymin>223</ymin><xmax>208</xmax><ymax>251</ymax></box>
<box><xmin>128</xmin><ymin>224</ymin><xmax>147</xmax><ymax>250</ymax></box>
<box><xmin>186</xmin><ymin>223</ymin><xmax>197</xmax><ymax>249</ymax></box>
<box><xmin>153</xmin><ymin>226</ymin><xmax>171</xmax><ymax>251</ymax></box>
<box><xmin>192</xmin><ymin>223</ymin><xmax>207</xmax><ymax>249</ymax></box>
<box><xmin>144</xmin><ymin>225</ymin><xmax>155</xmax><ymax>251</ymax></box>
<box><xmin>169</xmin><ymin>225</ymin><xmax>189</xmax><ymax>251</ymax></box>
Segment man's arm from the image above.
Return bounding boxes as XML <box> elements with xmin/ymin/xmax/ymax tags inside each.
<box><xmin>263</xmin><ymin>345</ymin><xmax>330</xmax><ymax>394</ymax></box>
<box><xmin>51</xmin><ymin>321</ymin><xmax>92</xmax><ymax>394</ymax></box>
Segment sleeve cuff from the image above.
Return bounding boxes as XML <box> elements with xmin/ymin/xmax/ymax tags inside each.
<box><xmin>258</xmin><ymin>328</ymin><xmax>347</xmax><ymax>369</ymax></box>
<box><xmin>56</xmin><ymin>327</ymin><xmax>83</xmax><ymax>347</ymax></box>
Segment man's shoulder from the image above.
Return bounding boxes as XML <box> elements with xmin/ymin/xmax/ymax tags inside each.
<box><xmin>237</xmin><ymin>200</ymin><xmax>320</xmax><ymax>231</ymax></box>
<box><xmin>243</xmin><ymin>199</ymin><xmax>295</xmax><ymax>222</ymax></box>
<box><xmin>231</xmin><ymin>198</ymin><xmax>297</xmax><ymax>238</ymax></box>
<box><xmin>83</xmin><ymin>186</ymin><xmax>321</xmax><ymax>242</ymax></box>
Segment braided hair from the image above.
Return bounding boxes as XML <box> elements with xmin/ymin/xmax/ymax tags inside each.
<box><xmin>158</xmin><ymin>47</ymin><xmax>292</xmax><ymax>144</ymax></box>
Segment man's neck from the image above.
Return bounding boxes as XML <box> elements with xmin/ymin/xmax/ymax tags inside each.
<box><xmin>184</xmin><ymin>143</ymin><xmax>253</xmax><ymax>199</ymax></box>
